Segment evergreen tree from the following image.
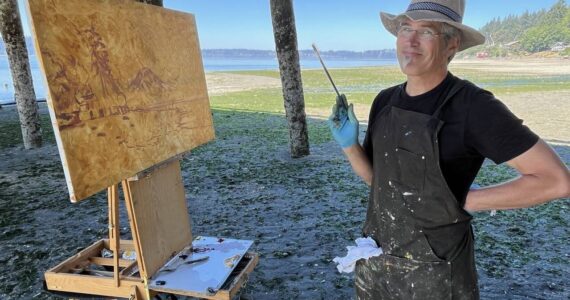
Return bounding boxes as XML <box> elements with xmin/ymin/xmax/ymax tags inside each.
<box><xmin>476</xmin><ymin>0</ymin><xmax>568</xmax><ymax>54</ymax></box>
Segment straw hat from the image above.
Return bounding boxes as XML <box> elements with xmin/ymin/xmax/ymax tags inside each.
<box><xmin>380</xmin><ymin>0</ymin><xmax>485</xmax><ymax>51</ymax></box>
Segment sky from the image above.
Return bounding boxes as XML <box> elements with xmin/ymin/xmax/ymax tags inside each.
<box><xmin>16</xmin><ymin>0</ymin><xmax>562</xmax><ymax>51</ymax></box>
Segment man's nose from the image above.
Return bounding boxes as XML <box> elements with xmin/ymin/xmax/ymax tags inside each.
<box><xmin>405</xmin><ymin>32</ymin><xmax>421</xmax><ymax>45</ymax></box>
<box><xmin>407</xmin><ymin>30</ymin><xmax>421</xmax><ymax>42</ymax></box>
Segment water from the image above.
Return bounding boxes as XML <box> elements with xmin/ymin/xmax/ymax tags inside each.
<box><xmin>0</xmin><ymin>56</ymin><xmax>45</xmax><ymax>104</ymax></box>
<box><xmin>204</xmin><ymin>57</ymin><xmax>396</xmax><ymax>71</ymax></box>
<box><xmin>0</xmin><ymin>55</ymin><xmax>396</xmax><ymax>104</ymax></box>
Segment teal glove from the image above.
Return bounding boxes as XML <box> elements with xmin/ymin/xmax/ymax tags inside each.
<box><xmin>328</xmin><ymin>95</ymin><xmax>359</xmax><ymax>148</ymax></box>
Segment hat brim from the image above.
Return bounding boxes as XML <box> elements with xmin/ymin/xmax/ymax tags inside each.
<box><xmin>380</xmin><ymin>11</ymin><xmax>485</xmax><ymax>51</ymax></box>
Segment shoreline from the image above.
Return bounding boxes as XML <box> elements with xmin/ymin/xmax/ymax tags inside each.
<box><xmin>1</xmin><ymin>56</ymin><xmax>568</xmax><ymax>102</ymax></box>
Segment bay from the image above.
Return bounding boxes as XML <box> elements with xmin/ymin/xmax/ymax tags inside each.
<box><xmin>0</xmin><ymin>55</ymin><xmax>397</xmax><ymax>104</ymax></box>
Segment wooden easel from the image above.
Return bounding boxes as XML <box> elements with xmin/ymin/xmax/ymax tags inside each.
<box><xmin>44</xmin><ymin>159</ymin><xmax>258</xmax><ymax>299</ymax></box>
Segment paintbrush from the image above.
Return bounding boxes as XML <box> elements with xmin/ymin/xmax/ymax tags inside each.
<box><xmin>311</xmin><ymin>43</ymin><xmax>348</xmax><ymax>127</ymax></box>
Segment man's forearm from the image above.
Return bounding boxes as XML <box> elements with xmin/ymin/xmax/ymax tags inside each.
<box><xmin>342</xmin><ymin>144</ymin><xmax>373</xmax><ymax>186</ymax></box>
<box><xmin>465</xmin><ymin>173</ymin><xmax>569</xmax><ymax>211</ymax></box>
<box><xmin>464</xmin><ymin>140</ymin><xmax>570</xmax><ymax>212</ymax></box>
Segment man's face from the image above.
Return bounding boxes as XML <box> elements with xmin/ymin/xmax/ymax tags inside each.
<box><xmin>396</xmin><ymin>19</ymin><xmax>457</xmax><ymax>77</ymax></box>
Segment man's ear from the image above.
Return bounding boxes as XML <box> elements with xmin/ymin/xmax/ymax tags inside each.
<box><xmin>448</xmin><ymin>36</ymin><xmax>460</xmax><ymax>53</ymax></box>
<box><xmin>446</xmin><ymin>36</ymin><xmax>460</xmax><ymax>62</ymax></box>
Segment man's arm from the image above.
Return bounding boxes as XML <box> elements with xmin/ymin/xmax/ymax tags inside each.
<box><xmin>343</xmin><ymin>144</ymin><xmax>373</xmax><ymax>186</ymax></box>
<box><xmin>464</xmin><ymin>139</ymin><xmax>570</xmax><ymax>212</ymax></box>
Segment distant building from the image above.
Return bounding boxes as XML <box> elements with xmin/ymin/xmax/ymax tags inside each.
<box><xmin>551</xmin><ymin>42</ymin><xmax>569</xmax><ymax>52</ymax></box>
<box><xmin>476</xmin><ymin>52</ymin><xmax>489</xmax><ymax>58</ymax></box>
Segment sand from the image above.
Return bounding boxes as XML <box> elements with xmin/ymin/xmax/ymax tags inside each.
<box><xmin>451</xmin><ymin>58</ymin><xmax>570</xmax><ymax>76</ymax></box>
<box><xmin>206</xmin><ymin>73</ymin><xmax>281</xmax><ymax>95</ymax></box>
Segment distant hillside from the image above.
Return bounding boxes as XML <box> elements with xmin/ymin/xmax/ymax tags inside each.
<box><xmin>462</xmin><ymin>0</ymin><xmax>570</xmax><ymax>57</ymax></box>
<box><xmin>1</xmin><ymin>37</ymin><xmax>396</xmax><ymax>60</ymax></box>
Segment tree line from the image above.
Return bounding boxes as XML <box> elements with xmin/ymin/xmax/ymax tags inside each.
<box><xmin>464</xmin><ymin>0</ymin><xmax>570</xmax><ymax>56</ymax></box>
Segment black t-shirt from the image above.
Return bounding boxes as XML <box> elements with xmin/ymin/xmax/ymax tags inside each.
<box><xmin>363</xmin><ymin>72</ymin><xmax>539</xmax><ymax>206</ymax></box>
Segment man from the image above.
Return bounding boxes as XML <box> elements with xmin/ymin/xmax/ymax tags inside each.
<box><xmin>329</xmin><ymin>0</ymin><xmax>570</xmax><ymax>299</ymax></box>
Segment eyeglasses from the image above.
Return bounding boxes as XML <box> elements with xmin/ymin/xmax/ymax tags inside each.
<box><xmin>397</xmin><ymin>25</ymin><xmax>442</xmax><ymax>41</ymax></box>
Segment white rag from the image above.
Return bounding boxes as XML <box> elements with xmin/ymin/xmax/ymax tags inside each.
<box><xmin>332</xmin><ymin>237</ymin><xmax>383</xmax><ymax>273</ymax></box>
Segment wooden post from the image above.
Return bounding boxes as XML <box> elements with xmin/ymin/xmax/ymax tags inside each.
<box><xmin>270</xmin><ymin>0</ymin><xmax>310</xmax><ymax>158</ymax></box>
<box><xmin>0</xmin><ymin>0</ymin><xmax>42</xmax><ymax>148</ymax></box>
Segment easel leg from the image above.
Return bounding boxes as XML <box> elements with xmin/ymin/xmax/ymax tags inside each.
<box><xmin>107</xmin><ymin>184</ymin><xmax>121</xmax><ymax>287</ymax></box>
<box><xmin>122</xmin><ymin>180</ymin><xmax>148</xmax><ymax>280</ymax></box>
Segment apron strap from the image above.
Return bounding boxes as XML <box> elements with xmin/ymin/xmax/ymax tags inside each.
<box><xmin>431</xmin><ymin>78</ymin><xmax>467</xmax><ymax>118</ymax></box>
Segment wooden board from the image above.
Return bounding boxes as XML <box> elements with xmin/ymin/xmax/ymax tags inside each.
<box><xmin>125</xmin><ymin>160</ymin><xmax>192</xmax><ymax>279</ymax></box>
<box><xmin>44</xmin><ymin>272</ymin><xmax>146</xmax><ymax>299</ymax></box>
<box><xmin>26</xmin><ymin>0</ymin><xmax>214</xmax><ymax>202</ymax></box>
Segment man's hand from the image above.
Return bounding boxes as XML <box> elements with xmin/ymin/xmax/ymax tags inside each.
<box><xmin>332</xmin><ymin>94</ymin><xmax>349</xmax><ymax>127</ymax></box>
<box><xmin>328</xmin><ymin>95</ymin><xmax>359</xmax><ymax>148</ymax></box>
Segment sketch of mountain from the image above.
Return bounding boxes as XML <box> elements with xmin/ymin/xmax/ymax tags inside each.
<box><xmin>128</xmin><ymin>67</ymin><xmax>168</xmax><ymax>93</ymax></box>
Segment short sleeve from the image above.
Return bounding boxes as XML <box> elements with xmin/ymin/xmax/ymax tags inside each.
<box><xmin>465</xmin><ymin>90</ymin><xmax>539</xmax><ymax>164</ymax></box>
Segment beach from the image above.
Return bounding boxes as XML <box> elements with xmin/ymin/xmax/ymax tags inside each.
<box><xmin>0</xmin><ymin>57</ymin><xmax>568</xmax><ymax>299</ymax></box>
<box><xmin>208</xmin><ymin>57</ymin><xmax>570</xmax><ymax>144</ymax></box>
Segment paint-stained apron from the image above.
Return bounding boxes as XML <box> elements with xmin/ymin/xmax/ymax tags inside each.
<box><xmin>355</xmin><ymin>80</ymin><xmax>479</xmax><ymax>300</ymax></box>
